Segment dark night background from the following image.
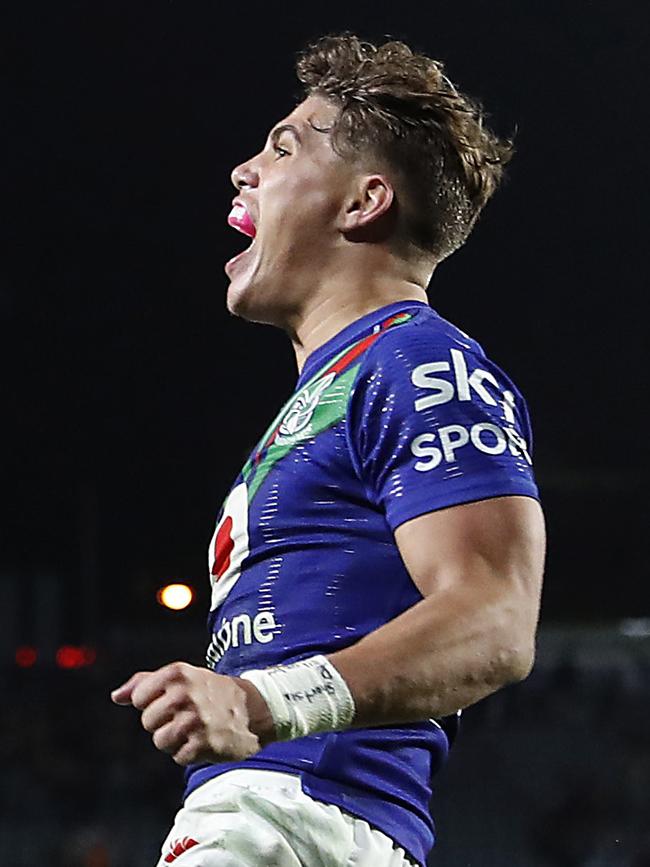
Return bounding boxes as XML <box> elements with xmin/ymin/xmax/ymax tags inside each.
<box><xmin>1</xmin><ymin>2</ymin><xmax>649</xmax><ymax>864</ymax></box>
<box><xmin>3</xmin><ymin>0</ymin><xmax>648</xmax><ymax>634</ymax></box>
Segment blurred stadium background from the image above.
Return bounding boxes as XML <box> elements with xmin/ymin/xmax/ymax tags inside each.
<box><xmin>2</xmin><ymin>1</ymin><xmax>648</xmax><ymax>864</ymax></box>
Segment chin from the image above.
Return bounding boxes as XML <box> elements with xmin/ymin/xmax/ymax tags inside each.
<box><xmin>225</xmin><ymin>258</ymin><xmax>295</xmax><ymax>327</ymax></box>
<box><xmin>226</xmin><ymin>283</ymin><xmax>250</xmax><ymax>319</ymax></box>
<box><xmin>226</xmin><ymin>277</ymin><xmax>270</xmax><ymax>325</ymax></box>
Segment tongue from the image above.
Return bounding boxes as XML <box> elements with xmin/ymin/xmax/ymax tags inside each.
<box><xmin>228</xmin><ymin>204</ymin><xmax>256</xmax><ymax>239</ymax></box>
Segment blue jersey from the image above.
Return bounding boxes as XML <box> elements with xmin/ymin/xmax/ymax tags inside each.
<box><xmin>185</xmin><ymin>300</ymin><xmax>539</xmax><ymax>866</ymax></box>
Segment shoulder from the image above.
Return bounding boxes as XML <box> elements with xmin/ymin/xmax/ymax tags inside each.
<box><xmin>353</xmin><ymin>305</ymin><xmax>524</xmax><ymax>409</ymax></box>
<box><xmin>371</xmin><ymin>305</ymin><xmax>486</xmax><ymax>360</ymax></box>
<box><xmin>360</xmin><ymin>306</ymin><xmax>488</xmax><ymax>381</ymax></box>
<box><xmin>346</xmin><ymin>305</ymin><xmax>539</xmax><ymax>528</ymax></box>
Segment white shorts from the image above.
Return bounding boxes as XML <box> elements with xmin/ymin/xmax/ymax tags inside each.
<box><xmin>156</xmin><ymin>769</ymin><xmax>417</xmax><ymax>867</ymax></box>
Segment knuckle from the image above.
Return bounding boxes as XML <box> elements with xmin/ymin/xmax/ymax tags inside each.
<box><xmin>167</xmin><ymin>661</ymin><xmax>190</xmax><ymax>684</ymax></box>
<box><xmin>141</xmin><ymin>709</ymin><xmax>159</xmax><ymax>733</ymax></box>
<box><xmin>153</xmin><ymin>726</ymin><xmax>176</xmax><ymax>753</ymax></box>
<box><xmin>174</xmin><ymin>737</ymin><xmax>199</xmax><ymax>766</ymax></box>
<box><xmin>152</xmin><ymin>728</ymin><xmax>167</xmax><ymax>751</ymax></box>
<box><xmin>165</xmin><ymin>687</ymin><xmax>187</xmax><ymax>713</ymax></box>
<box><xmin>131</xmin><ymin>691</ymin><xmax>147</xmax><ymax>711</ymax></box>
<box><xmin>164</xmin><ymin>661</ymin><xmax>181</xmax><ymax>679</ymax></box>
<box><xmin>173</xmin><ymin>749</ymin><xmax>192</xmax><ymax>767</ymax></box>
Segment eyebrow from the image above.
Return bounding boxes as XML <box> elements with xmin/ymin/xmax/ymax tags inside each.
<box><xmin>268</xmin><ymin>124</ymin><xmax>303</xmax><ymax>147</ymax></box>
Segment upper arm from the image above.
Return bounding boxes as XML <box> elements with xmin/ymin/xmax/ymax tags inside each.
<box><xmin>395</xmin><ymin>495</ymin><xmax>545</xmax><ymax>632</ymax></box>
<box><xmin>349</xmin><ymin>320</ymin><xmax>544</xmax><ymax>644</ymax></box>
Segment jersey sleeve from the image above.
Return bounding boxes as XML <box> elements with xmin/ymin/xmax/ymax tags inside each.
<box><xmin>347</xmin><ymin>324</ymin><xmax>539</xmax><ymax>531</ymax></box>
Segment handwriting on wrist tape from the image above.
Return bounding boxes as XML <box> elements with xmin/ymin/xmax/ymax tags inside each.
<box><xmin>282</xmin><ymin>682</ymin><xmax>336</xmax><ymax>704</ymax></box>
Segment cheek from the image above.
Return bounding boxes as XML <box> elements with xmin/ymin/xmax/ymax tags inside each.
<box><xmin>265</xmin><ymin>172</ymin><xmax>341</xmax><ymax>238</ymax></box>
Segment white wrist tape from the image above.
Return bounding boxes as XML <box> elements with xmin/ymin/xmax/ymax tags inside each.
<box><xmin>240</xmin><ymin>655</ymin><xmax>356</xmax><ymax>741</ymax></box>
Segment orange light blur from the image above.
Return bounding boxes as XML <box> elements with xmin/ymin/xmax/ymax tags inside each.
<box><xmin>157</xmin><ymin>583</ymin><xmax>194</xmax><ymax>611</ymax></box>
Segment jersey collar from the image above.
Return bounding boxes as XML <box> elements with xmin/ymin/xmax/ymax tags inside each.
<box><xmin>297</xmin><ymin>300</ymin><xmax>429</xmax><ymax>387</ymax></box>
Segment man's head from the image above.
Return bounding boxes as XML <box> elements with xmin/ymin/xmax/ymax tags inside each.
<box><xmin>226</xmin><ymin>34</ymin><xmax>512</xmax><ymax>325</ymax></box>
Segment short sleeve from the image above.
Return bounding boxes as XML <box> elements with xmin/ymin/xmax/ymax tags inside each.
<box><xmin>347</xmin><ymin>324</ymin><xmax>539</xmax><ymax>531</ymax></box>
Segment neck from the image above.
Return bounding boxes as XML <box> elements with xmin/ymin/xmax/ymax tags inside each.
<box><xmin>286</xmin><ymin>256</ymin><xmax>432</xmax><ymax>372</ymax></box>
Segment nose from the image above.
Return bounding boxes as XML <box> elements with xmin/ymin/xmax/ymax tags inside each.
<box><xmin>231</xmin><ymin>158</ymin><xmax>259</xmax><ymax>191</ymax></box>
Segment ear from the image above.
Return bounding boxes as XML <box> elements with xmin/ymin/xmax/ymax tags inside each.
<box><xmin>339</xmin><ymin>175</ymin><xmax>395</xmax><ymax>237</ymax></box>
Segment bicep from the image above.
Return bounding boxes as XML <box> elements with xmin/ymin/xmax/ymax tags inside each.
<box><xmin>395</xmin><ymin>495</ymin><xmax>546</xmax><ymax>607</ymax></box>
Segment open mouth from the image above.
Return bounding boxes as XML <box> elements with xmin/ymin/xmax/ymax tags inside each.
<box><xmin>228</xmin><ymin>203</ymin><xmax>257</xmax><ymax>239</ymax></box>
<box><xmin>225</xmin><ymin>202</ymin><xmax>257</xmax><ymax>275</ymax></box>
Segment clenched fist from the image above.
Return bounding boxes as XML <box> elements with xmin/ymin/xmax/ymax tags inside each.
<box><xmin>111</xmin><ymin>662</ymin><xmax>269</xmax><ymax>766</ymax></box>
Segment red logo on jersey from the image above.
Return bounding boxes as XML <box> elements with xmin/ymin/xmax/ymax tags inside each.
<box><xmin>211</xmin><ymin>515</ymin><xmax>234</xmax><ymax>580</ymax></box>
<box><xmin>164</xmin><ymin>837</ymin><xmax>199</xmax><ymax>863</ymax></box>
<box><xmin>208</xmin><ymin>482</ymin><xmax>250</xmax><ymax>613</ymax></box>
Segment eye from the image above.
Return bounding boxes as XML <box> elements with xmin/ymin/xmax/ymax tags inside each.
<box><xmin>273</xmin><ymin>144</ymin><xmax>290</xmax><ymax>159</ymax></box>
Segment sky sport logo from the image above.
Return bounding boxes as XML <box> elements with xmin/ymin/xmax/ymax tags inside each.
<box><xmin>411</xmin><ymin>348</ymin><xmax>515</xmax><ymax>415</ymax></box>
<box><xmin>410</xmin><ymin>424</ymin><xmax>531</xmax><ymax>471</ymax></box>
<box><xmin>409</xmin><ymin>349</ymin><xmax>532</xmax><ymax>470</ymax></box>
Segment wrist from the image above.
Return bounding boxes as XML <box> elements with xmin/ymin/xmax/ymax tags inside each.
<box><xmin>239</xmin><ymin>655</ymin><xmax>356</xmax><ymax>742</ymax></box>
<box><xmin>233</xmin><ymin>676</ymin><xmax>277</xmax><ymax>746</ymax></box>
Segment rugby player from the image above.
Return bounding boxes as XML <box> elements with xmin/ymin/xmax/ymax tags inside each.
<box><xmin>112</xmin><ymin>34</ymin><xmax>545</xmax><ymax>866</ymax></box>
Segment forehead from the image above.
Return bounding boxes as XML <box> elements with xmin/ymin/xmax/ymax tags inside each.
<box><xmin>272</xmin><ymin>94</ymin><xmax>340</xmax><ymax>148</ymax></box>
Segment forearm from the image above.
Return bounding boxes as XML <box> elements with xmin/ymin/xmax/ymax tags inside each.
<box><xmin>330</xmin><ymin>578</ymin><xmax>537</xmax><ymax>728</ymax></box>
<box><xmin>238</xmin><ymin>576</ymin><xmax>538</xmax><ymax>743</ymax></box>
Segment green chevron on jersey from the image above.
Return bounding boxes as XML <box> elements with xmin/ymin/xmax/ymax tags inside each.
<box><xmin>241</xmin><ymin>311</ymin><xmax>413</xmax><ymax>503</ymax></box>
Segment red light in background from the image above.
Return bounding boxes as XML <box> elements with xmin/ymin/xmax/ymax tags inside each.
<box><xmin>56</xmin><ymin>645</ymin><xmax>96</xmax><ymax>669</ymax></box>
<box><xmin>15</xmin><ymin>646</ymin><xmax>38</xmax><ymax>668</ymax></box>
<box><xmin>56</xmin><ymin>646</ymin><xmax>83</xmax><ymax>669</ymax></box>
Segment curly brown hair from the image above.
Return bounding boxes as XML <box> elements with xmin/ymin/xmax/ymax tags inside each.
<box><xmin>296</xmin><ymin>34</ymin><xmax>514</xmax><ymax>263</ymax></box>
